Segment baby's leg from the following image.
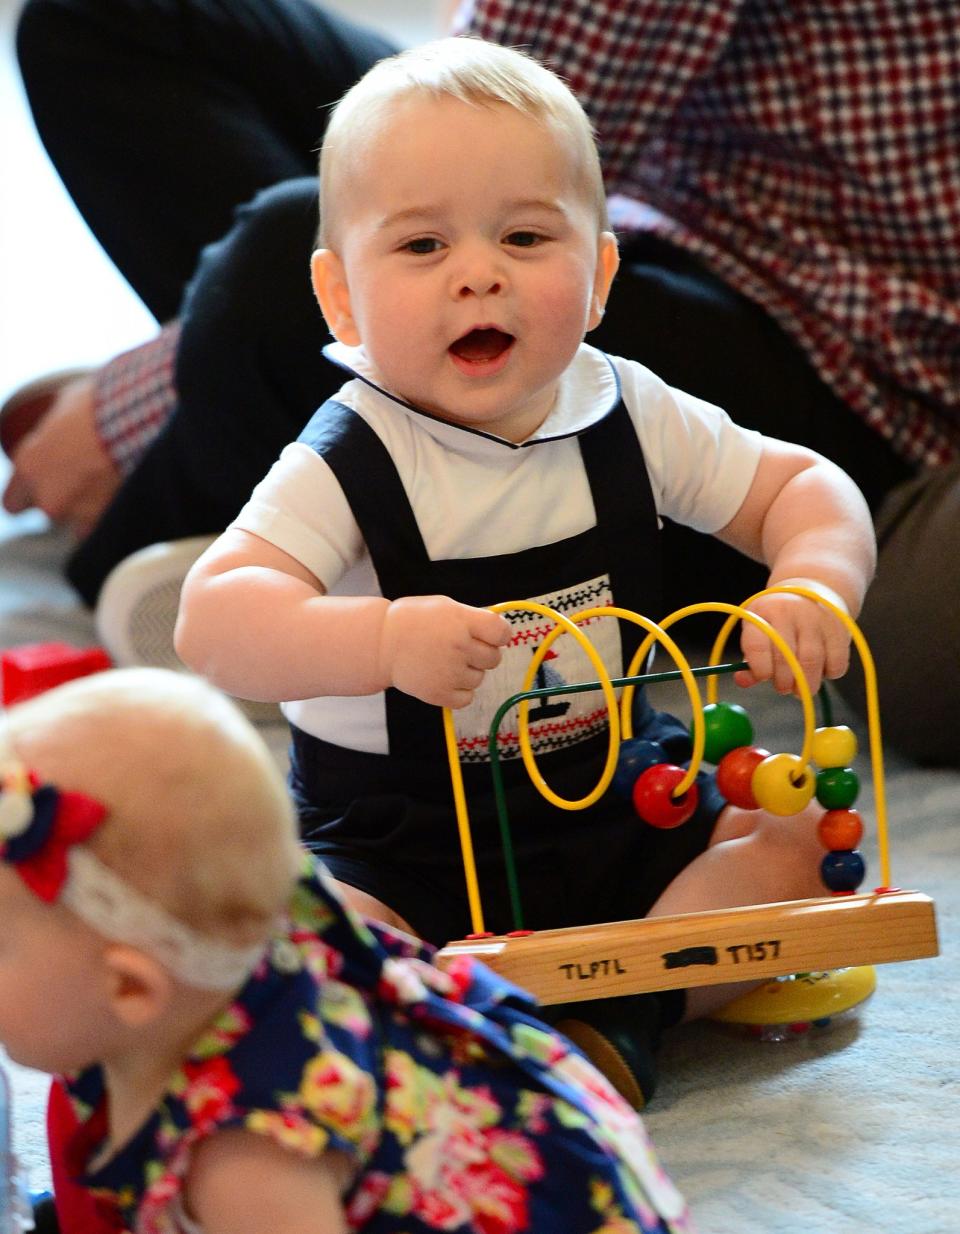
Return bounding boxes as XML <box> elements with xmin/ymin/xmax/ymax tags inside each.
<box><xmin>648</xmin><ymin>801</ymin><xmax>825</xmax><ymax>1018</ymax></box>
<box><xmin>326</xmin><ymin>875</ymin><xmax>419</xmax><ymax>937</ymax></box>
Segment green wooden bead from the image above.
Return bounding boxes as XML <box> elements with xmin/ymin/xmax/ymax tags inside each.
<box><xmin>815</xmin><ymin>766</ymin><xmax>860</xmax><ymax>809</ymax></box>
<box><xmin>699</xmin><ymin>701</ymin><xmax>754</xmax><ymax>764</ymax></box>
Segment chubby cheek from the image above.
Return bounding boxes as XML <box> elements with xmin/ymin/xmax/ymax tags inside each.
<box><xmin>356</xmin><ymin>292</ymin><xmax>436</xmax><ymax>381</ymax></box>
<box><xmin>10</xmin><ymin>1007</ymin><xmax>103</xmax><ymax>1074</ymax></box>
<box><xmin>532</xmin><ymin>262</ymin><xmax>598</xmax><ymax>339</ymax></box>
<box><xmin>16</xmin><ymin>945</ymin><xmax>108</xmax><ymax>1072</ymax></box>
<box><xmin>0</xmin><ymin>992</ymin><xmax>60</xmax><ymax>1070</ymax></box>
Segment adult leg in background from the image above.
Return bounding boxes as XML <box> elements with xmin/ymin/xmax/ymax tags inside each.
<box><xmin>590</xmin><ymin>234</ymin><xmax>960</xmax><ymax>764</ymax></box>
<box><xmin>591</xmin><ymin>234</ymin><xmax>913</xmax><ymax>612</ymax></box>
<box><xmin>16</xmin><ymin>0</ymin><xmax>397</xmax><ymax>321</ymax></box>
<box><xmin>837</xmin><ymin>464</ymin><xmax>960</xmax><ymax>765</ymax></box>
<box><xmin>70</xmin><ymin>223</ymin><xmax>912</xmax><ymax>605</ymax></box>
<box><xmin>16</xmin><ymin>0</ymin><xmax>397</xmax><ymax>602</ymax></box>
<box><xmin>66</xmin><ymin>178</ymin><xmax>342</xmax><ymax>604</ymax></box>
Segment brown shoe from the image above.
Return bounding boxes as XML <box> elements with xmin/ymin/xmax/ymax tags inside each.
<box><xmin>554</xmin><ymin>1015</ymin><xmax>655</xmax><ymax>1110</ymax></box>
<box><xmin>551</xmin><ymin>992</ymin><xmax>672</xmax><ymax>1111</ymax></box>
<box><xmin>0</xmin><ymin>368</ymin><xmax>92</xmax><ymax>458</ymax></box>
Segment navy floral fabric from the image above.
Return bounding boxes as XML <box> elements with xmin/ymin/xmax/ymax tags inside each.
<box><xmin>64</xmin><ymin>856</ymin><xmax>692</xmax><ymax>1233</ymax></box>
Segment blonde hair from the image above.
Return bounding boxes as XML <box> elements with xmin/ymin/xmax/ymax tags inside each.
<box><xmin>318</xmin><ymin>37</ymin><xmax>608</xmax><ymax>246</ymax></box>
<box><xmin>0</xmin><ymin>668</ymin><xmax>302</xmax><ymax>948</ymax></box>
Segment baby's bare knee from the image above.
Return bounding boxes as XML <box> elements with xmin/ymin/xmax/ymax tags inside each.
<box><xmin>734</xmin><ymin>804</ymin><xmax>825</xmax><ymax>900</ymax></box>
<box><xmin>326</xmin><ymin>877</ymin><xmax>418</xmax><ymax>936</ymax></box>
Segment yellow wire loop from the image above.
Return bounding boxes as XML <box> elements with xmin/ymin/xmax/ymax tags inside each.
<box><xmin>633</xmin><ymin>601</ymin><xmax>817</xmax><ymax>773</ymax></box>
<box><xmin>440</xmin><ymin>588</ymin><xmax>891</xmax><ymax>938</ymax></box>
<box><xmin>719</xmin><ymin>586</ymin><xmax>892</xmax><ymax>890</ymax></box>
<box><xmin>503</xmin><ymin>601</ymin><xmax>620</xmax><ymax>809</ymax></box>
<box><xmin>525</xmin><ymin>605</ymin><xmax>704</xmax><ymax>799</ymax></box>
<box><xmin>441</xmin><ymin>600</ymin><xmax>619</xmax><ymax>935</ymax></box>
<box><xmin>442</xmin><ymin>707</ymin><xmax>487</xmax><ymax>936</ymax></box>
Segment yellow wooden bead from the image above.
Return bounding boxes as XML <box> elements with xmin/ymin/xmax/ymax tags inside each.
<box><xmin>811</xmin><ymin>725</ymin><xmax>858</xmax><ymax>769</ymax></box>
<box><xmin>751</xmin><ymin>753</ymin><xmax>816</xmax><ymax>816</ymax></box>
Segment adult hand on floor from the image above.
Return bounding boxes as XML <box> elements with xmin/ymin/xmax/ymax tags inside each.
<box><xmin>2</xmin><ymin>375</ymin><xmax>120</xmax><ymax>539</ymax></box>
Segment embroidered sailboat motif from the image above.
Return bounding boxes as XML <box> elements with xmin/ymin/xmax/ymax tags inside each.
<box><xmin>527</xmin><ymin>648</ymin><xmax>571</xmax><ymax>721</ymax></box>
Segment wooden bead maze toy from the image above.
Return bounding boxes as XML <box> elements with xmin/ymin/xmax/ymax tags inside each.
<box><xmin>436</xmin><ymin>587</ymin><xmax>939</xmax><ymax>1011</ymax></box>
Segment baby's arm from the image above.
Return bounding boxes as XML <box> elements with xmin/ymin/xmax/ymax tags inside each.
<box><xmin>714</xmin><ymin>437</ymin><xmax>876</xmax><ymax>694</ymax></box>
<box><xmin>186</xmin><ymin>1128</ymin><xmax>352</xmax><ymax>1233</ymax></box>
<box><xmin>175</xmin><ymin>528</ymin><xmax>511</xmax><ymax>708</ymax></box>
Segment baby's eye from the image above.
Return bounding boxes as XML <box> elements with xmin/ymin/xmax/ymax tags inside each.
<box><xmin>504</xmin><ymin>231</ymin><xmax>544</xmax><ymax>248</ymax></box>
<box><xmin>404</xmin><ymin>237</ymin><xmax>442</xmax><ymax>255</ymax></box>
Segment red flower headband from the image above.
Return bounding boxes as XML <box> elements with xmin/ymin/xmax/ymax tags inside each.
<box><xmin>0</xmin><ymin>750</ymin><xmax>267</xmax><ymax>989</ymax></box>
<box><xmin>0</xmin><ymin>757</ymin><xmax>106</xmax><ymax>902</ymax></box>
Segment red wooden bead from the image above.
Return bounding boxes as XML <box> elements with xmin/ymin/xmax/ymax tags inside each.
<box><xmin>817</xmin><ymin>807</ymin><xmax>864</xmax><ymax>851</ymax></box>
<box><xmin>715</xmin><ymin>745</ymin><xmax>772</xmax><ymax>810</ymax></box>
<box><xmin>632</xmin><ymin>762</ymin><xmax>700</xmax><ymax>829</ymax></box>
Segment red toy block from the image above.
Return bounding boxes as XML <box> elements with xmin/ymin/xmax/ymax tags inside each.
<box><xmin>1</xmin><ymin>642</ymin><xmax>113</xmax><ymax>706</ymax></box>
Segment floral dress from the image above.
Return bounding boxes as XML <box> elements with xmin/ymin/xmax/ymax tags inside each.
<box><xmin>62</xmin><ymin>856</ymin><xmax>693</xmax><ymax>1234</ymax></box>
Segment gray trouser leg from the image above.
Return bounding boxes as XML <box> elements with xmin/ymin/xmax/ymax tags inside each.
<box><xmin>835</xmin><ymin>462</ymin><xmax>960</xmax><ymax>766</ymax></box>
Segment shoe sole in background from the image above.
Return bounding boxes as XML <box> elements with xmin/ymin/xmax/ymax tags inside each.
<box><xmin>95</xmin><ymin>536</ymin><xmax>282</xmax><ymax>727</ymax></box>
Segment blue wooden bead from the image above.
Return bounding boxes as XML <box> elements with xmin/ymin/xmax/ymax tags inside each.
<box><xmin>820</xmin><ymin>849</ymin><xmax>866</xmax><ymax>893</ymax></box>
<box><xmin>613</xmin><ymin>739</ymin><xmax>665</xmax><ymax>798</ymax></box>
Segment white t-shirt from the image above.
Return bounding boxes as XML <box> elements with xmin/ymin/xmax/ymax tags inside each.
<box><xmin>232</xmin><ymin>342</ymin><xmax>762</xmax><ymax>753</ymax></box>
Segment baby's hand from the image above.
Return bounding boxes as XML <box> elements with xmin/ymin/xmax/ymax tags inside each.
<box><xmin>735</xmin><ymin>590</ymin><xmax>850</xmax><ymax>696</ymax></box>
<box><xmin>380</xmin><ymin>595</ymin><xmax>511</xmax><ymax>708</ymax></box>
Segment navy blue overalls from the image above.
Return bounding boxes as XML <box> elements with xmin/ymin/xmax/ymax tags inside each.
<box><xmin>290</xmin><ymin>375</ymin><xmax>725</xmax><ymax>947</ymax></box>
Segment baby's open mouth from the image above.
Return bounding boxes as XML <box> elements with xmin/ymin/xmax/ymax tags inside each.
<box><xmin>449</xmin><ymin>328</ymin><xmax>515</xmax><ymax>363</ymax></box>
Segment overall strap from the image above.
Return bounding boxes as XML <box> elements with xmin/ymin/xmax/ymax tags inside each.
<box><xmin>581</xmin><ymin>398</ymin><xmax>659</xmax><ymax>546</ymax></box>
<box><xmin>299</xmin><ymin>400</ymin><xmax>430</xmax><ymax>596</ymax></box>
<box><xmin>578</xmin><ymin>396</ymin><xmax>662</xmax><ymax>667</ymax></box>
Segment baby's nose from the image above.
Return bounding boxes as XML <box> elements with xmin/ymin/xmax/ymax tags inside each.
<box><xmin>452</xmin><ymin>243</ymin><xmax>505</xmax><ymax>298</ymax></box>
<box><xmin>458</xmin><ymin>274</ymin><xmax>502</xmax><ymax>297</ymax></box>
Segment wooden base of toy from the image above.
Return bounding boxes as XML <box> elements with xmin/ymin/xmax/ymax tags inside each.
<box><xmin>436</xmin><ymin>890</ymin><xmax>938</xmax><ymax>1006</ymax></box>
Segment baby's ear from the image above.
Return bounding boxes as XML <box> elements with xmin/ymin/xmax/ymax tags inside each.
<box><xmin>102</xmin><ymin>944</ymin><xmax>173</xmax><ymax>1029</ymax></box>
<box><xmin>587</xmin><ymin>231</ymin><xmax>620</xmax><ymax>332</ymax></box>
<box><xmin>311</xmin><ymin>249</ymin><xmax>360</xmax><ymax>346</ymax></box>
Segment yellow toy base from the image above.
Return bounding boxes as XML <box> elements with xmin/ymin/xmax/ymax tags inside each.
<box><xmin>710</xmin><ymin>965</ymin><xmax>877</xmax><ymax>1031</ymax></box>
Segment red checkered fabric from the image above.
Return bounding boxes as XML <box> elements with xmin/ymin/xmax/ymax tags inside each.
<box><xmin>457</xmin><ymin>0</ymin><xmax>960</xmax><ymax>467</ymax></box>
<box><xmin>94</xmin><ymin>322</ymin><xmax>180</xmax><ymax>475</ymax></box>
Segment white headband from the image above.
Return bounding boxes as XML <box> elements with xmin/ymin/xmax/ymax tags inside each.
<box><xmin>61</xmin><ymin>847</ymin><xmax>267</xmax><ymax>992</ymax></box>
<box><xmin>0</xmin><ymin>742</ymin><xmax>267</xmax><ymax>991</ymax></box>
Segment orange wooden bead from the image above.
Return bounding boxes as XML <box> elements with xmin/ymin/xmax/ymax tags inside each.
<box><xmin>818</xmin><ymin>807</ymin><xmax>864</xmax><ymax>851</ymax></box>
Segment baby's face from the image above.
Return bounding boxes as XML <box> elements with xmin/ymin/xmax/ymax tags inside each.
<box><xmin>316</xmin><ymin>96</ymin><xmax>617</xmax><ymax>442</ymax></box>
<box><xmin>0</xmin><ymin>867</ymin><xmax>109</xmax><ymax>1074</ymax></box>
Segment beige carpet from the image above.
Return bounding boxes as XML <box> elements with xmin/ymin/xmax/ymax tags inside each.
<box><xmin>0</xmin><ymin>517</ymin><xmax>956</xmax><ymax>1231</ymax></box>
<box><xmin>645</xmin><ymin>747</ymin><xmax>958</xmax><ymax>1233</ymax></box>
